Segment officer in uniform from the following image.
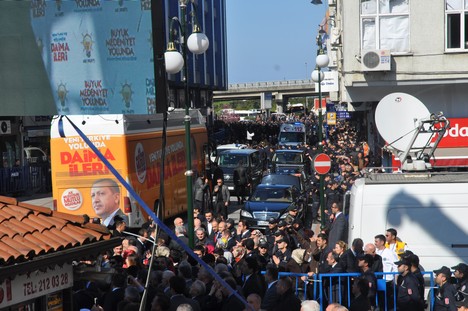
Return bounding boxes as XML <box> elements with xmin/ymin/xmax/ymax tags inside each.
<box><xmin>452</xmin><ymin>263</ymin><xmax>468</xmax><ymax>302</ymax></box>
<box><xmin>395</xmin><ymin>258</ymin><xmax>421</xmax><ymax>311</ymax></box>
<box><xmin>433</xmin><ymin>266</ymin><xmax>457</xmax><ymax>311</ymax></box>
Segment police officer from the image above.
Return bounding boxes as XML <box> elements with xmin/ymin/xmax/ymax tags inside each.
<box><xmin>395</xmin><ymin>258</ymin><xmax>421</xmax><ymax>311</ymax></box>
<box><xmin>451</xmin><ymin>263</ymin><xmax>468</xmax><ymax>302</ymax></box>
<box><xmin>433</xmin><ymin>266</ymin><xmax>457</xmax><ymax>311</ymax></box>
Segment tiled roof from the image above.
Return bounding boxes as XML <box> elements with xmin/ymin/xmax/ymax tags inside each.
<box><xmin>0</xmin><ymin>195</ymin><xmax>115</xmax><ymax>266</ymax></box>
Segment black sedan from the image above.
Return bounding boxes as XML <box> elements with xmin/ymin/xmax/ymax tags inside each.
<box><xmin>239</xmin><ymin>184</ymin><xmax>306</xmax><ymax>231</ymax></box>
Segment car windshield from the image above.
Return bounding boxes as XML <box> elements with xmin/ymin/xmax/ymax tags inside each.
<box><xmin>217</xmin><ymin>154</ymin><xmax>248</xmax><ymax>167</ymax></box>
<box><xmin>278</xmin><ymin>132</ymin><xmax>304</xmax><ymax>144</ymax></box>
<box><xmin>273</xmin><ymin>153</ymin><xmax>303</xmax><ymax>164</ymax></box>
<box><xmin>261</xmin><ymin>176</ymin><xmax>300</xmax><ymax>189</ymax></box>
<box><xmin>251</xmin><ymin>188</ymin><xmax>292</xmax><ymax>203</ymax></box>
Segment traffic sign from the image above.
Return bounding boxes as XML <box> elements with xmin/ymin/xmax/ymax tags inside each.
<box><xmin>313</xmin><ymin>153</ymin><xmax>331</xmax><ymax>175</ymax></box>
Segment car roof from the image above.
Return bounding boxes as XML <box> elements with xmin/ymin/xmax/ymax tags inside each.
<box><xmin>255</xmin><ymin>183</ymin><xmax>295</xmax><ymax>190</ymax></box>
<box><xmin>274</xmin><ymin>149</ymin><xmax>304</xmax><ymax>154</ymax></box>
<box><xmin>218</xmin><ymin>149</ymin><xmax>258</xmax><ymax>155</ymax></box>
<box><xmin>217</xmin><ymin>144</ymin><xmax>247</xmax><ymax>150</ymax></box>
<box><xmin>262</xmin><ymin>174</ymin><xmax>300</xmax><ymax>182</ymax></box>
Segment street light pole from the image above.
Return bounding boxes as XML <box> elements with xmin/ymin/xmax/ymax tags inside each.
<box><xmin>165</xmin><ymin>0</ymin><xmax>209</xmax><ymax>248</ymax></box>
<box><xmin>311</xmin><ymin>32</ymin><xmax>329</xmax><ymax>231</ymax></box>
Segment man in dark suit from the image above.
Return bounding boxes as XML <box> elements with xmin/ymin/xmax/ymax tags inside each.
<box><xmin>271</xmin><ymin>276</ymin><xmax>301</xmax><ymax>311</ymax></box>
<box><xmin>219</xmin><ymin>277</ymin><xmax>245</xmax><ymax>311</ymax></box>
<box><xmin>169</xmin><ymin>225</ymin><xmax>189</xmax><ymax>253</ymax></box>
<box><xmin>100</xmin><ymin>272</ymin><xmax>126</xmax><ymax>311</ymax></box>
<box><xmin>233</xmin><ymin>159</ymin><xmax>249</xmax><ymax>204</ymax></box>
<box><xmin>91</xmin><ymin>178</ymin><xmax>128</xmax><ymax>229</ymax></box>
<box><xmin>235</xmin><ymin>219</ymin><xmax>251</xmax><ymax>242</ymax></box>
<box><xmin>213</xmin><ymin>178</ymin><xmax>230</xmax><ymax>221</ymax></box>
<box><xmin>262</xmin><ymin>265</ymin><xmax>281</xmax><ymax>311</ymax></box>
<box><xmin>324</xmin><ymin>251</ymin><xmax>344</xmax><ymax>306</ymax></box>
<box><xmin>327</xmin><ymin>202</ymin><xmax>348</xmax><ymax>249</ymax></box>
<box><xmin>169</xmin><ymin>276</ymin><xmax>201</xmax><ymax>311</ymax></box>
<box><xmin>340</xmin><ymin>238</ymin><xmax>363</xmax><ymax>273</ymax></box>
<box><xmin>239</xmin><ymin>256</ymin><xmax>266</xmax><ymax>298</ymax></box>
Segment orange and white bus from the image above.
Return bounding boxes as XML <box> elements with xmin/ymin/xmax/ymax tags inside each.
<box><xmin>50</xmin><ymin>110</ymin><xmax>209</xmax><ymax>228</ymax></box>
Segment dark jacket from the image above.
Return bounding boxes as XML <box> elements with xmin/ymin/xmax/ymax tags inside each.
<box><xmin>221</xmin><ymin>293</ymin><xmax>245</xmax><ymax>311</ymax></box>
<box><xmin>271</xmin><ymin>288</ymin><xmax>302</xmax><ymax>311</ymax></box>
<box><xmin>349</xmin><ymin>293</ymin><xmax>372</xmax><ymax>311</ymax></box>
<box><xmin>396</xmin><ymin>272</ymin><xmax>422</xmax><ymax>311</ymax></box>
<box><xmin>241</xmin><ymin>272</ymin><xmax>266</xmax><ymax>298</ymax></box>
<box><xmin>434</xmin><ymin>281</ymin><xmax>457</xmax><ymax>311</ymax></box>
<box><xmin>262</xmin><ymin>281</ymin><xmax>280</xmax><ymax>311</ymax></box>
<box><xmin>327</xmin><ymin>212</ymin><xmax>348</xmax><ymax>247</ymax></box>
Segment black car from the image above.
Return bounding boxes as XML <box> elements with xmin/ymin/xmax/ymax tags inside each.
<box><xmin>270</xmin><ymin>149</ymin><xmax>311</xmax><ymax>176</ymax></box>
<box><xmin>240</xmin><ymin>184</ymin><xmax>306</xmax><ymax>231</ymax></box>
<box><xmin>216</xmin><ymin>149</ymin><xmax>264</xmax><ymax>194</ymax></box>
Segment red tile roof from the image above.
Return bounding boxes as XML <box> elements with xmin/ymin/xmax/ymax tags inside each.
<box><xmin>0</xmin><ymin>195</ymin><xmax>115</xmax><ymax>266</ymax></box>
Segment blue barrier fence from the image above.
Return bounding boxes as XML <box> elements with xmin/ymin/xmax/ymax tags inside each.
<box><xmin>271</xmin><ymin>271</ymin><xmax>435</xmax><ymax>311</ymax></box>
<box><xmin>0</xmin><ymin>163</ymin><xmax>51</xmax><ymax>196</ymax></box>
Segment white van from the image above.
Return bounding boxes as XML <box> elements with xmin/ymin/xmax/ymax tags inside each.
<box><xmin>348</xmin><ymin>171</ymin><xmax>468</xmax><ymax>272</ymax></box>
<box><xmin>23</xmin><ymin>147</ymin><xmax>48</xmax><ymax>163</ymax></box>
<box><xmin>210</xmin><ymin>143</ymin><xmax>248</xmax><ymax>162</ymax></box>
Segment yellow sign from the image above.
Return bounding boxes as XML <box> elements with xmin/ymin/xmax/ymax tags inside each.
<box><xmin>327</xmin><ymin>112</ymin><xmax>337</xmax><ymax>125</ymax></box>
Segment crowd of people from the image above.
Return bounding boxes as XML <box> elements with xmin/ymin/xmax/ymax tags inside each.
<box><xmin>74</xmin><ymin>212</ymin><xmax>468</xmax><ymax>311</ymax></box>
<box><xmin>73</xmin><ymin>114</ymin><xmax>467</xmax><ymax>311</ymax></box>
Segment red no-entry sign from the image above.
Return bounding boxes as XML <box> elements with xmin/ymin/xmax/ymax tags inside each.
<box><xmin>313</xmin><ymin>153</ymin><xmax>331</xmax><ymax>175</ymax></box>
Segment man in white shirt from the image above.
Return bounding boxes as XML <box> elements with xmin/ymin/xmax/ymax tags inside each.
<box><xmin>375</xmin><ymin>233</ymin><xmax>399</xmax><ymax>310</ymax></box>
<box><xmin>374</xmin><ymin>234</ymin><xmax>398</xmax><ymax>280</ymax></box>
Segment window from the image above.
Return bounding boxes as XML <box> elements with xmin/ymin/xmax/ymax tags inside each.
<box><xmin>446</xmin><ymin>0</ymin><xmax>468</xmax><ymax>49</ymax></box>
<box><xmin>360</xmin><ymin>0</ymin><xmax>410</xmax><ymax>52</ymax></box>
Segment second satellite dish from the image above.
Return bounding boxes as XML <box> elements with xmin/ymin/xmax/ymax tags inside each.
<box><xmin>375</xmin><ymin>93</ymin><xmax>432</xmax><ymax>152</ymax></box>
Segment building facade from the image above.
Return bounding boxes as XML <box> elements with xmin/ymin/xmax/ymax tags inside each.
<box><xmin>325</xmin><ymin>0</ymin><xmax>468</xmax><ymax>166</ymax></box>
<box><xmin>0</xmin><ymin>0</ymin><xmax>227</xmax><ymax>172</ymax></box>
<box><xmin>164</xmin><ymin>0</ymin><xmax>228</xmax><ymax>112</ymax></box>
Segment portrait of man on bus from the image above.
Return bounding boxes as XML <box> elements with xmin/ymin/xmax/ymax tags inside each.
<box><xmin>91</xmin><ymin>178</ymin><xmax>127</xmax><ymax>228</ymax></box>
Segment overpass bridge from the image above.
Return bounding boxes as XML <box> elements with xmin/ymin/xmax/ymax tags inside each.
<box><xmin>212</xmin><ymin>79</ymin><xmax>324</xmax><ymax>109</ymax></box>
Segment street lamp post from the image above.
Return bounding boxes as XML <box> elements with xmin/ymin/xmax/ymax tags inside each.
<box><xmin>311</xmin><ymin>33</ymin><xmax>329</xmax><ymax>231</ymax></box>
<box><xmin>164</xmin><ymin>0</ymin><xmax>209</xmax><ymax>248</ymax></box>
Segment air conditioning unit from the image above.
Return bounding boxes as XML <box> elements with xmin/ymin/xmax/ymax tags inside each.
<box><xmin>328</xmin><ymin>0</ymin><xmax>336</xmax><ymax>6</ymax></box>
<box><xmin>0</xmin><ymin>120</ymin><xmax>11</xmax><ymax>134</ymax></box>
<box><xmin>361</xmin><ymin>50</ymin><xmax>391</xmax><ymax>71</ymax></box>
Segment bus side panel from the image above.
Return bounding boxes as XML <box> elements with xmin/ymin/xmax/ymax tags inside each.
<box><xmin>125</xmin><ymin>126</ymin><xmax>208</xmax><ymax>220</ymax></box>
<box><xmin>51</xmin><ymin>134</ymin><xmax>129</xmax><ymax>221</ymax></box>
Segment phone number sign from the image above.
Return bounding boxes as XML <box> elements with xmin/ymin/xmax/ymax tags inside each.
<box><xmin>0</xmin><ymin>263</ymin><xmax>73</xmax><ymax>308</ymax></box>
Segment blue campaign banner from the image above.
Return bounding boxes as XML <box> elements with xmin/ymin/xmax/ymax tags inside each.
<box><xmin>30</xmin><ymin>0</ymin><xmax>156</xmax><ymax>115</ymax></box>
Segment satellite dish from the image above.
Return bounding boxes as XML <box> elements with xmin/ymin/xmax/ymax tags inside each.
<box><xmin>375</xmin><ymin>93</ymin><xmax>432</xmax><ymax>152</ymax></box>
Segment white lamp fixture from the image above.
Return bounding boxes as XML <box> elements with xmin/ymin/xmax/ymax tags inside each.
<box><xmin>316</xmin><ymin>53</ymin><xmax>330</xmax><ymax>68</ymax></box>
<box><xmin>164</xmin><ymin>42</ymin><xmax>184</xmax><ymax>74</ymax></box>
<box><xmin>311</xmin><ymin>69</ymin><xmax>324</xmax><ymax>83</ymax></box>
<box><xmin>187</xmin><ymin>26</ymin><xmax>209</xmax><ymax>54</ymax></box>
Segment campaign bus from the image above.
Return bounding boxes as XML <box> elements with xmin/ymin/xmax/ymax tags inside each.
<box><xmin>50</xmin><ymin>110</ymin><xmax>209</xmax><ymax>228</ymax></box>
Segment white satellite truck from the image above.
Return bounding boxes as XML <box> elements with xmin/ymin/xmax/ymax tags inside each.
<box><xmin>348</xmin><ymin>93</ymin><xmax>468</xmax><ymax>271</ymax></box>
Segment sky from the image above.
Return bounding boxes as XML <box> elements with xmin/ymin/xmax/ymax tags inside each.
<box><xmin>225</xmin><ymin>0</ymin><xmax>328</xmax><ymax>84</ymax></box>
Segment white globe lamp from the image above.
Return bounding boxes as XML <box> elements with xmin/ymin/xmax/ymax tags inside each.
<box><xmin>311</xmin><ymin>69</ymin><xmax>324</xmax><ymax>83</ymax></box>
<box><xmin>316</xmin><ymin>53</ymin><xmax>330</xmax><ymax>68</ymax></box>
<box><xmin>164</xmin><ymin>43</ymin><xmax>184</xmax><ymax>74</ymax></box>
<box><xmin>187</xmin><ymin>31</ymin><xmax>209</xmax><ymax>54</ymax></box>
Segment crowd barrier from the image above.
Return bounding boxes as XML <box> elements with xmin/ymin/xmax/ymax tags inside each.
<box><xmin>270</xmin><ymin>271</ymin><xmax>436</xmax><ymax>311</ymax></box>
<box><xmin>0</xmin><ymin>163</ymin><xmax>51</xmax><ymax>196</ymax></box>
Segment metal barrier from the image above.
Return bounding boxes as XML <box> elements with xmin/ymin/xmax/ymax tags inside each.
<box><xmin>268</xmin><ymin>271</ymin><xmax>435</xmax><ymax>311</ymax></box>
<box><xmin>0</xmin><ymin>163</ymin><xmax>51</xmax><ymax>196</ymax></box>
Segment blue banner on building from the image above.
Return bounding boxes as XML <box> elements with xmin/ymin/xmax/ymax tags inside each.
<box><xmin>30</xmin><ymin>0</ymin><xmax>155</xmax><ymax>115</ymax></box>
